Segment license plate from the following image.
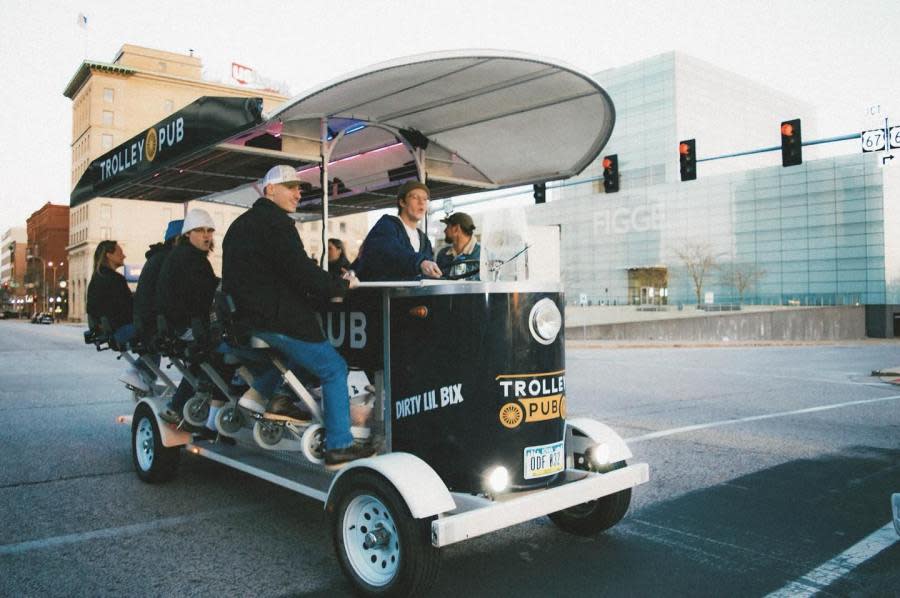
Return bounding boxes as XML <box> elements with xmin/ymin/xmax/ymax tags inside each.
<box><xmin>524</xmin><ymin>440</ymin><xmax>564</xmax><ymax>479</ymax></box>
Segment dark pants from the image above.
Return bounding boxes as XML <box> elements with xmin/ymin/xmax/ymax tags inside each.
<box><xmin>171</xmin><ymin>351</ymin><xmax>236</xmax><ymax>410</ymax></box>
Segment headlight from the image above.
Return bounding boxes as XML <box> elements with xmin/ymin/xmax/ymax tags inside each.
<box><xmin>486</xmin><ymin>466</ymin><xmax>509</xmax><ymax>493</ymax></box>
<box><xmin>590</xmin><ymin>443</ymin><xmax>611</xmax><ymax>467</ymax></box>
<box><xmin>528</xmin><ymin>298</ymin><xmax>562</xmax><ymax>345</ymax></box>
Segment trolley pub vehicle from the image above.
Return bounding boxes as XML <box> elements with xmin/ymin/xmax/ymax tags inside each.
<box><xmin>75</xmin><ymin>51</ymin><xmax>649</xmax><ymax>596</ymax></box>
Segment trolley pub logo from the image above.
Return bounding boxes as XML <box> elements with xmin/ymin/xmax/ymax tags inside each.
<box><xmin>98</xmin><ymin>116</ymin><xmax>185</xmax><ymax>182</ymax></box>
<box><xmin>497</xmin><ymin>370</ymin><xmax>566</xmax><ymax>429</ymax></box>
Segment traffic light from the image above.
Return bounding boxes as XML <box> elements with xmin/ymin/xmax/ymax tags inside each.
<box><xmin>679</xmin><ymin>139</ymin><xmax>696</xmax><ymax>181</ymax></box>
<box><xmin>533</xmin><ymin>182</ymin><xmax>546</xmax><ymax>204</ymax></box>
<box><xmin>602</xmin><ymin>154</ymin><xmax>619</xmax><ymax>193</ymax></box>
<box><xmin>780</xmin><ymin>118</ymin><xmax>802</xmax><ymax>167</ymax></box>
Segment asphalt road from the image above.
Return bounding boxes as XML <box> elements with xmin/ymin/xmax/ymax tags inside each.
<box><xmin>0</xmin><ymin>320</ymin><xmax>897</xmax><ymax>597</ymax></box>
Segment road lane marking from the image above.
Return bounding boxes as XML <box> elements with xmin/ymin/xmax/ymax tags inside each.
<box><xmin>764</xmin><ymin>522</ymin><xmax>898</xmax><ymax>597</ymax></box>
<box><xmin>626</xmin><ymin>394</ymin><xmax>900</xmax><ymax>443</ymax></box>
<box><xmin>0</xmin><ymin>469</ymin><xmax>133</xmax><ymax>490</ymax></box>
<box><xmin>0</xmin><ymin>505</ymin><xmax>261</xmax><ymax>556</ymax></box>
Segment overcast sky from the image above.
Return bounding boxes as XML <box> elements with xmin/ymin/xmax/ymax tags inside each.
<box><xmin>1</xmin><ymin>0</ymin><xmax>898</xmax><ymax>233</ymax></box>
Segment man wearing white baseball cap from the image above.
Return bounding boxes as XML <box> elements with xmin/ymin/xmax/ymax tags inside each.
<box><xmin>223</xmin><ymin>165</ymin><xmax>372</xmax><ymax>467</ymax></box>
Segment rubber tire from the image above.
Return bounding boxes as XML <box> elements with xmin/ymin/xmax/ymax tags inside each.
<box><xmin>548</xmin><ymin>460</ymin><xmax>631</xmax><ymax>536</ymax></box>
<box><xmin>252</xmin><ymin>420</ymin><xmax>285</xmax><ymax>448</ymax></box>
<box><xmin>215</xmin><ymin>406</ymin><xmax>244</xmax><ymax>437</ymax></box>
<box><xmin>332</xmin><ymin>472</ymin><xmax>440</xmax><ymax>597</ymax></box>
<box><xmin>131</xmin><ymin>403</ymin><xmax>180</xmax><ymax>483</ymax></box>
<box><xmin>300</xmin><ymin>423</ymin><xmax>326</xmax><ymax>464</ymax></box>
<box><xmin>182</xmin><ymin>395</ymin><xmax>209</xmax><ymax>428</ymax></box>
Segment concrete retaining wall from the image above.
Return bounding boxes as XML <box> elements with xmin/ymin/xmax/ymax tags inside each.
<box><xmin>565</xmin><ymin>306</ymin><xmax>867</xmax><ymax>342</ymax></box>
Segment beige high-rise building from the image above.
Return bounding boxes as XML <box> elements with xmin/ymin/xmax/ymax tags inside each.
<box><xmin>64</xmin><ymin>44</ymin><xmax>368</xmax><ymax>322</ymax></box>
<box><xmin>1</xmin><ymin>227</ymin><xmax>27</xmax><ymax>315</ymax></box>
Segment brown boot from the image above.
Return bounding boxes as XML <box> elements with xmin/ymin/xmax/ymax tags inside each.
<box><xmin>324</xmin><ymin>442</ymin><xmax>376</xmax><ymax>469</ymax></box>
<box><xmin>264</xmin><ymin>395</ymin><xmax>311</xmax><ymax>422</ymax></box>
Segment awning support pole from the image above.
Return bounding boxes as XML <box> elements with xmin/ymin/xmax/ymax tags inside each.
<box><xmin>414</xmin><ymin>147</ymin><xmax>427</xmax><ymax>231</ymax></box>
<box><xmin>319</xmin><ymin>118</ymin><xmax>331</xmax><ymax>271</ymax></box>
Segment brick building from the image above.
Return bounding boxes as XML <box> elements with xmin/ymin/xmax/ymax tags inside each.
<box><xmin>25</xmin><ymin>203</ymin><xmax>70</xmax><ymax>317</ymax></box>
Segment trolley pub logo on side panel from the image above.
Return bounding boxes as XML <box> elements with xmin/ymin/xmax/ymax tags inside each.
<box><xmin>497</xmin><ymin>370</ymin><xmax>566</xmax><ymax>429</ymax></box>
<box><xmin>98</xmin><ymin>116</ymin><xmax>185</xmax><ymax>181</ymax></box>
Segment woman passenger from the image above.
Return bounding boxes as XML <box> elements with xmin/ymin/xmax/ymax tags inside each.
<box><xmin>327</xmin><ymin>238</ymin><xmax>351</xmax><ymax>282</ymax></box>
<box><xmin>86</xmin><ymin>240</ymin><xmax>150</xmax><ymax>391</ymax></box>
<box><xmin>156</xmin><ymin>209</ymin><xmax>229</xmax><ymax>440</ymax></box>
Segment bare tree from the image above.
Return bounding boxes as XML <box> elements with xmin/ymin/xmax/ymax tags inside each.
<box><xmin>674</xmin><ymin>242</ymin><xmax>719</xmax><ymax>305</ymax></box>
<box><xmin>719</xmin><ymin>262</ymin><xmax>766</xmax><ymax>303</ymax></box>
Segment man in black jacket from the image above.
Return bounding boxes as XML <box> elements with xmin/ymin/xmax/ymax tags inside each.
<box><xmin>223</xmin><ymin>164</ymin><xmax>372</xmax><ymax>467</ymax></box>
<box><xmin>156</xmin><ymin>209</ymin><xmax>235</xmax><ymax>439</ymax></box>
<box><xmin>133</xmin><ymin>219</ymin><xmax>182</xmax><ymax>343</ymax></box>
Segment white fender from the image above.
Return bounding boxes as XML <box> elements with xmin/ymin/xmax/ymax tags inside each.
<box><xmin>135</xmin><ymin>398</ymin><xmax>192</xmax><ymax>448</ymax></box>
<box><xmin>326</xmin><ymin>452</ymin><xmax>456</xmax><ymax>519</ymax></box>
<box><xmin>565</xmin><ymin>417</ymin><xmax>632</xmax><ymax>464</ymax></box>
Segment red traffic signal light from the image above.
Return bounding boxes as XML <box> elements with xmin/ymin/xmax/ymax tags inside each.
<box><xmin>780</xmin><ymin>118</ymin><xmax>802</xmax><ymax>167</ymax></box>
<box><xmin>679</xmin><ymin>139</ymin><xmax>696</xmax><ymax>181</ymax></box>
<box><xmin>602</xmin><ymin>154</ymin><xmax>619</xmax><ymax>193</ymax></box>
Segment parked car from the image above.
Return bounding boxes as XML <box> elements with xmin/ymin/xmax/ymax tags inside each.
<box><xmin>31</xmin><ymin>312</ymin><xmax>53</xmax><ymax>324</ymax></box>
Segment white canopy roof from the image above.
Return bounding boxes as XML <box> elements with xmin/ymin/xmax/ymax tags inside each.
<box><xmin>270</xmin><ymin>49</ymin><xmax>615</xmax><ymax>189</ymax></box>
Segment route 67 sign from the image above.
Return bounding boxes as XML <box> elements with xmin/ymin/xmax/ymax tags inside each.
<box><xmin>862</xmin><ymin>126</ymin><xmax>900</xmax><ymax>152</ymax></box>
<box><xmin>861</xmin><ymin>128</ymin><xmax>886</xmax><ymax>152</ymax></box>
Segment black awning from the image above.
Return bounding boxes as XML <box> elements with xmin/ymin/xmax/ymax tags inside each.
<box><xmin>295</xmin><ymin>178</ymin><xmax>489</xmax><ymax>218</ymax></box>
<box><xmin>70</xmin><ymin>96</ymin><xmax>265</xmax><ymax>206</ymax></box>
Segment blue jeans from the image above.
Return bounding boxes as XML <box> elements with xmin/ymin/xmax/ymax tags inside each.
<box><xmin>113</xmin><ymin>323</ymin><xmax>135</xmax><ymax>346</ymax></box>
<box><xmin>252</xmin><ymin>332</ymin><xmax>352</xmax><ymax>450</ymax></box>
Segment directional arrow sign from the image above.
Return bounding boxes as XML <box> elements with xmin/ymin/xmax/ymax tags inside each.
<box><xmin>862</xmin><ymin>128</ymin><xmax>886</xmax><ymax>152</ymax></box>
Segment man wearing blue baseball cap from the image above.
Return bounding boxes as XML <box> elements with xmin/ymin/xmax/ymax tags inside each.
<box><xmin>133</xmin><ymin>218</ymin><xmax>183</xmax><ymax>343</ymax></box>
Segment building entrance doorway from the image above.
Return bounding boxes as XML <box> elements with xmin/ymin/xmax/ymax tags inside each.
<box><xmin>628</xmin><ymin>267</ymin><xmax>668</xmax><ymax>305</ymax></box>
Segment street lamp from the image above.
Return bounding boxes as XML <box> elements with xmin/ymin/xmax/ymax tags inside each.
<box><xmin>57</xmin><ymin>280</ymin><xmax>68</xmax><ymax>319</ymax></box>
<box><xmin>25</xmin><ymin>251</ymin><xmax>46</xmax><ymax>314</ymax></box>
<box><xmin>48</xmin><ymin>261</ymin><xmax>59</xmax><ymax>306</ymax></box>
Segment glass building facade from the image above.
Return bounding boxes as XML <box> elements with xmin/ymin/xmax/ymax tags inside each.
<box><xmin>525</xmin><ymin>53</ymin><xmax>900</xmax><ymax>308</ymax></box>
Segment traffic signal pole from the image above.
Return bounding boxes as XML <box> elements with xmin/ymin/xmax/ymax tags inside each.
<box><xmin>696</xmin><ymin>132</ymin><xmax>859</xmax><ymax>163</ymax></box>
<box><xmin>428</xmin><ymin>130</ymin><xmax>869</xmax><ymax>214</ymax></box>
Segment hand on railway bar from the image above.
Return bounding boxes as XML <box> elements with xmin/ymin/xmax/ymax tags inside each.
<box><xmin>342</xmin><ymin>270</ymin><xmax>360</xmax><ymax>289</ymax></box>
<box><xmin>420</xmin><ymin>260</ymin><xmax>442</xmax><ymax>278</ymax></box>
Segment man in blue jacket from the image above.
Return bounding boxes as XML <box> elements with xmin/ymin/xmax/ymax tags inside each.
<box><xmin>352</xmin><ymin>181</ymin><xmax>442</xmax><ymax>281</ymax></box>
